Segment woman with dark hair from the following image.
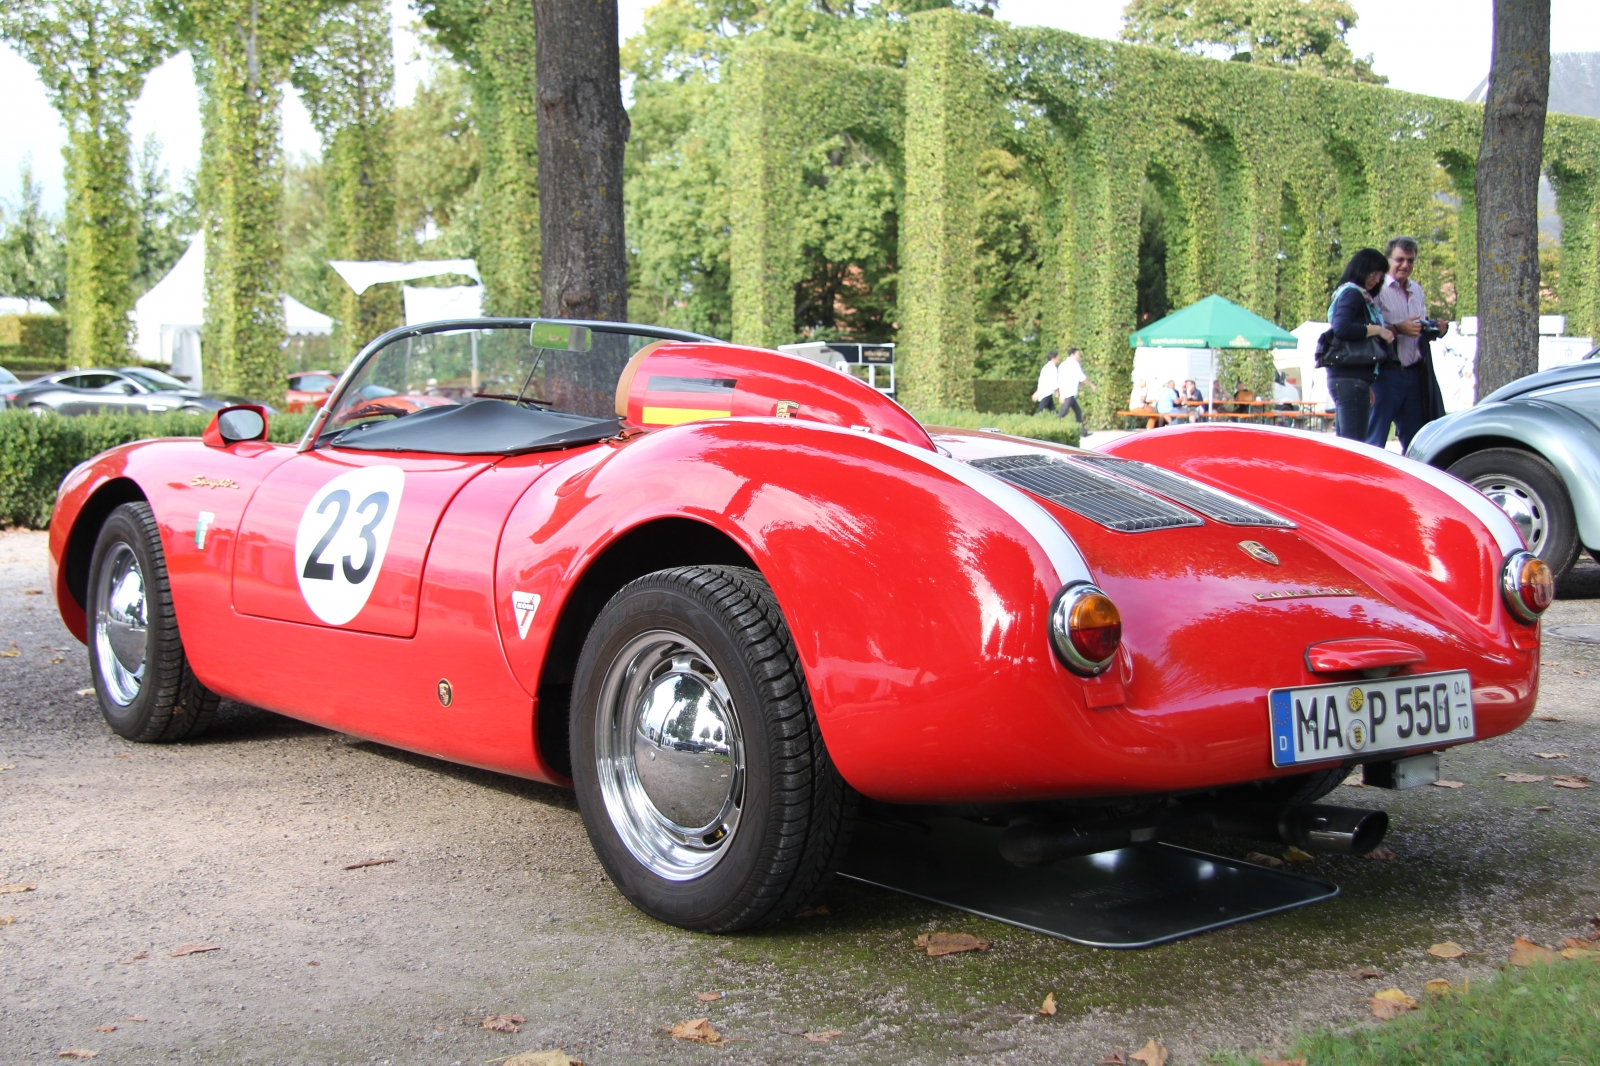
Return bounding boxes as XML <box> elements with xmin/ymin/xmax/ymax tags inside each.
<box><xmin>1324</xmin><ymin>248</ymin><xmax>1395</xmax><ymax>440</ymax></box>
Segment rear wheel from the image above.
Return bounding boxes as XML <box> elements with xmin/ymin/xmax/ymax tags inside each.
<box><xmin>87</xmin><ymin>502</ymin><xmax>219</xmax><ymax>742</ymax></box>
<box><xmin>570</xmin><ymin>566</ymin><xmax>855</xmax><ymax>932</ymax></box>
<box><xmin>1448</xmin><ymin>447</ymin><xmax>1580</xmax><ymax>580</ymax></box>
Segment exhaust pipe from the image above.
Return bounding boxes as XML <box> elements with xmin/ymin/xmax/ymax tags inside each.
<box><xmin>1212</xmin><ymin>803</ymin><xmax>1388</xmax><ymax>855</ymax></box>
<box><xmin>999</xmin><ymin>821</ymin><xmax>1158</xmax><ymax>867</ymax></box>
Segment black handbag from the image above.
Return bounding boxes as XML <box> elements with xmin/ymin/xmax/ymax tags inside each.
<box><xmin>1314</xmin><ymin>329</ymin><xmax>1391</xmax><ymax>369</ymax></box>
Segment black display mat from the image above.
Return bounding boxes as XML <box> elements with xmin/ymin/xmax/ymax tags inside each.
<box><xmin>837</xmin><ymin>818</ymin><xmax>1339</xmax><ymax>949</ymax></box>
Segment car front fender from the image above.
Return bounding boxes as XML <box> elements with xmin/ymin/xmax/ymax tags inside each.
<box><xmin>1409</xmin><ymin>401</ymin><xmax>1600</xmax><ymax>550</ymax></box>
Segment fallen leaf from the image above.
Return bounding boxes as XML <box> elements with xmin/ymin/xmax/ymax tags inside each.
<box><xmin>57</xmin><ymin>1051</ymin><xmax>97</xmax><ymax>1059</ymax></box>
<box><xmin>169</xmin><ymin>944</ymin><xmax>218</xmax><ymax>957</ymax></box>
<box><xmin>0</xmin><ymin>650</ymin><xmax>18</xmax><ymax>657</ymax></box>
<box><xmin>1363</xmin><ymin>847</ymin><xmax>1397</xmax><ymax>861</ymax></box>
<box><xmin>1431</xmin><ymin>780</ymin><xmax>1465</xmax><ymax>789</ymax></box>
<box><xmin>1498</xmin><ymin>773</ymin><xmax>1546</xmax><ymax>783</ymax></box>
<box><xmin>502</xmin><ymin>1050</ymin><xmax>581</xmax><ymax>1066</ymax></box>
<box><xmin>1534</xmin><ymin>805</ymin><xmax>1554</xmax><ymax>811</ymax></box>
<box><xmin>1562</xmin><ymin>937</ymin><xmax>1598</xmax><ymax>951</ymax></box>
<box><xmin>76</xmin><ymin>687</ymin><xmax>94</xmax><ymax>697</ymax></box>
<box><xmin>1283</xmin><ymin>846</ymin><xmax>1316</xmax><ymax>863</ymax></box>
<box><xmin>1128</xmin><ymin>1038</ymin><xmax>1169</xmax><ymax>1066</ymax></box>
<box><xmin>1553</xmin><ymin>776</ymin><xmax>1590</xmax><ymax>789</ymax></box>
<box><xmin>343</xmin><ymin>858</ymin><xmax>395</xmax><ymax>870</ymax></box>
<box><xmin>1256</xmin><ymin>1056</ymin><xmax>1307</xmax><ymax>1066</ymax></box>
<box><xmin>794</xmin><ymin>904</ymin><xmax>830</xmax><ymax>918</ymax></box>
<box><xmin>114</xmin><ymin>754</ymin><xmax>131</xmax><ymax>759</ymax></box>
<box><xmin>93</xmin><ymin>1026</ymin><xmax>116</xmax><ymax>1033</ymax></box>
<box><xmin>695</xmin><ymin>991</ymin><xmax>723</xmax><ymax>1003</ymax></box>
<box><xmin>0</xmin><ymin>915</ymin><xmax>16</xmax><ymax>925</ymax></box>
<box><xmin>1575</xmin><ymin>670</ymin><xmax>1589</xmax><ymax>677</ymax></box>
<box><xmin>124</xmin><ymin>1017</ymin><xmax>145</xmax><ymax>1023</ymax></box>
<box><xmin>0</xmin><ymin>764</ymin><xmax>13</xmax><ymax>770</ymax></box>
<box><xmin>306</xmin><ymin>960</ymin><xmax>319</xmax><ymax>966</ymax></box>
<box><xmin>1540</xmin><ymin>660</ymin><xmax>1562</xmax><ymax>666</ymax></box>
<box><xmin>1423</xmin><ymin>979</ymin><xmax>1461</xmax><ymax>995</ymax></box>
<box><xmin>117</xmin><ymin>952</ymin><xmax>147</xmax><ymax>964</ymax></box>
<box><xmin>482</xmin><ymin>1014</ymin><xmax>526</xmax><ymax>1033</ymax></box>
<box><xmin>914</xmin><ymin>932</ymin><xmax>990</xmax><ymax>956</ymax></box>
<box><xmin>1509</xmin><ymin>936</ymin><xmax>1559</xmax><ymax>967</ymax></box>
<box><xmin>1038</xmin><ymin>992</ymin><xmax>1057</xmax><ymax>1015</ymax></box>
<box><xmin>1529</xmin><ymin>752</ymin><xmax>1569</xmax><ymax>759</ymax></box>
<box><xmin>0</xmin><ymin>883</ymin><xmax>37</xmax><ymax>894</ymax></box>
<box><xmin>24</xmin><ymin>588</ymin><xmax>42</xmax><ymax>595</ymax></box>
<box><xmin>1350</xmin><ymin>965</ymin><xmax>1383</xmax><ymax>979</ymax></box>
<box><xmin>802</xmin><ymin>1031</ymin><xmax>843</xmax><ymax>1043</ymax></box>
<box><xmin>1097</xmin><ymin>1054</ymin><xmax>1127</xmax><ymax>1066</ymax></box>
<box><xmin>1427</xmin><ymin>941</ymin><xmax>1467</xmax><ymax>959</ymax></box>
<box><xmin>1534</xmin><ymin>715</ymin><xmax>1563</xmax><ymax>722</ymax></box>
<box><xmin>665</xmin><ymin>1018</ymin><xmax>726</xmax><ymax>1046</ymax></box>
<box><xmin>1245</xmin><ymin>851</ymin><xmax>1285</xmax><ymax>867</ymax></box>
<box><xmin>1369</xmin><ymin>988</ymin><xmax>1418</xmax><ymax>1019</ymax></box>
<box><xmin>1341</xmin><ymin>771</ymin><xmax>1364</xmax><ymax>787</ymax></box>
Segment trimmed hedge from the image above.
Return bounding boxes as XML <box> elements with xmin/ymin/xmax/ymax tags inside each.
<box><xmin>972</xmin><ymin>377</ymin><xmax>1036</xmax><ymax>414</ymax></box>
<box><xmin>911</xmin><ymin>407</ymin><xmax>1081</xmax><ymax>447</ymax></box>
<box><xmin>0</xmin><ymin>314</ymin><xmax>69</xmax><ymax>375</ymax></box>
<box><xmin>0</xmin><ymin>410</ymin><xmax>315</xmax><ymax>529</ymax></box>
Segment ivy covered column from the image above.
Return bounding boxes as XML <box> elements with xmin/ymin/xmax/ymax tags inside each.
<box><xmin>898</xmin><ymin>10</ymin><xmax>987</xmax><ymax>410</ymax></box>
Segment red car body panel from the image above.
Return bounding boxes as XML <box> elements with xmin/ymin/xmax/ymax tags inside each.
<box><xmin>48</xmin><ymin>342</ymin><xmax>1540</xmax><ymax>806</ymax></box>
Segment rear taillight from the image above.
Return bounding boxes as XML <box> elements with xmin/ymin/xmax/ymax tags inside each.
<box><xmin>1049</xmin><ymin>583</ymin><xmax>1122</xmax><ymax>676</ymax></box>
<box><xmin>1500</xmin><ymin>550</ymin><xmax>1553</xmax><ymax>623</ymax></box>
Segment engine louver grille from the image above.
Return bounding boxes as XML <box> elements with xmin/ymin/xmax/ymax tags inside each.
<box><xmin>969</xmin><ymin>454</ymin><xmax>1203</xmax><ymax>533</ymax></box>
<box><xmin>1073</xmin><ymin>454</ymin><xmax>1296</xmax><ymax>528</ymax></box>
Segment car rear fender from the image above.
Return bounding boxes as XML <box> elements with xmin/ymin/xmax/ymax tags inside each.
<box><xmin>495</xmin><ymin>418</ymin><xmax>1106</xmax><ymax>803</ymax></box>
<box><xmin>1407</xmin><ymin>401</ymin><xmax>1600</xmax><ymax>551</ymax></box>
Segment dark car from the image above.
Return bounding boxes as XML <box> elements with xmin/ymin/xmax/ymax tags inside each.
<box><xmin>6</xmin><ymin>367</ymin><xmax>275</xmax><ymax>416</ymax></box>
<box><xmin>1409</xmin><ymin>344</ymin><xmax>1600</xmax><ymax>580</ymax></box>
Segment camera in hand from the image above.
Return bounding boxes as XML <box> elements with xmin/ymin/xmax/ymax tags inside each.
<box><xmin>1419</xmin><ymin>317</ymin><xmax>1446</xmax><ymax>342</ymax></box>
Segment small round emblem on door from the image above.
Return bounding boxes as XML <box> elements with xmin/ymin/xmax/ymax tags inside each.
<box><xmin>1238</xmin><ymin>540</ymin><xmax>1280</xmax><ymax>566</ymax></box>
<box><xmin>437</xmin><ymin>679</ymin><xmax>453</xmax><ymax>707</ymax></box>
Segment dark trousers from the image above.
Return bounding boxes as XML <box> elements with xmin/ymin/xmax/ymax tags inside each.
<box><xmin>1366</xmin><ymin>362</ymin><xmax>1426</xmax><ymax>451</ymax></box>
<box><xmin>1036</xmin><ymin>395</ymin><xmax>1056</xmax><ymax>414</ymax></box>
<box><xmin>1329</xmin><ymin>375</ymin><xmax>1372</xmax><ymax>441</ymax></box>
<box><xmin>1058</xmin><ymin>395</ymin><xmax>1083</xmax><ymax>421</ymax></box>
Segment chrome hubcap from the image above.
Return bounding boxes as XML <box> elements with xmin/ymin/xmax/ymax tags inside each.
<box><xmin>93</xmin><ymin>543</ymin><xmax>147</xmax><ymax>706</ymax></box>
<box><xmin>595</xmin><ymin>631</ymin><xmax>745</xmax><ymax>880</ymax></box>
<box><xmin>1472</xmin><ymin>473</ymin><xmax>1548</xmax><ymax>556</ymax></box>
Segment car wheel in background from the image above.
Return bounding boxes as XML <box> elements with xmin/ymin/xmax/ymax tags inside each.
<box><xmin>87</xmin><ymin>502</ymin><xmax>220</xmax><ymax>742</ymax></box>
<box><xmin>570</xmin><ymin>565</ymin><xmax>856</xmax><ymax>932</ymax></box>
<box><xmin>1447</xmin><ymin>448</ymin><xmax>1580</xmax><ymax>580</ymax></box>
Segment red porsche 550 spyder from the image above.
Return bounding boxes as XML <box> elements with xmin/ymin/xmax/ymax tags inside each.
<box><xmin>49</xmin><ymin>319</ymin><xmax>1549</xmax><ymax>932</ymax></box>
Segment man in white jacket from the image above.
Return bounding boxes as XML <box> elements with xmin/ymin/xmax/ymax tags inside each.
<box><xmin>1055</xmin><ymin>348</ymin><xmax>1095</xmax><ymax>422</ymax></box>
<box><xmin>1032</xmin><ymin>351</ymin><xmax>1061</xmax><ymax>414</ymax></box>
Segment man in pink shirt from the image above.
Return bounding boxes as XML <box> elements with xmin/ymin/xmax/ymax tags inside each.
<box><xmin>1367</xmin><ymin>236</ymin><xmax>1429</xmax><ymax>450</ymax></box>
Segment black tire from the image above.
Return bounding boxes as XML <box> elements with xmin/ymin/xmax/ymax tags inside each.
<box><xmin>1448</xmin><ymin>447</ymin><xmax>1580</xmax><ymax>580</ymax></box>
<box><xmin>1242</xmin><ymin>766</ymin><xmax>1347</xmax><ymax>807</ymax></box>
<box><xmin>570</xmin><ymin>565</ymin><xmax>855</xmax><ymax>932</ymax></box>
<box><xmin>86</xmin><ymin>502</ymin><xmax>219</xmax><ymax>742</ymax></box>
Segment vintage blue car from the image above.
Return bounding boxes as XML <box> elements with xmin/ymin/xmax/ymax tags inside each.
<box><xmin>1409</xmin><ymin>347</ymin><xmax>1600</xmax><ymax>581</ymax></box>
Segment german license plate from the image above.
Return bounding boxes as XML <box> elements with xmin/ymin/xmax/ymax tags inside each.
<box><xmin>1268</xmin><ymin>671</ymin><xmax>1473</xmax><ymax>768</ymax></box>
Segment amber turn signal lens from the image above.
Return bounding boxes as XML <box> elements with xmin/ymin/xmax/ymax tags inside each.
<box><xmin>1500</xmin><ymin>550</ymin><xmax>1553</xmax><ymax>623</ymax></box>
<box><xmin>1049</xmin><ymin>584</ymin><xmax>1122</xmax><ymax>675</ymax></box>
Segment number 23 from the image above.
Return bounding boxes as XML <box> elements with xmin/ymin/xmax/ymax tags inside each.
<box><xmin>302</xmin><ymin>489</ymin><xmax>390</xmax><ymax>583</ymax></box>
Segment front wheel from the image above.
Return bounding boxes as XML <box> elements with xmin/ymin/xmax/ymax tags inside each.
<box><xmin>570</xmin><ymin>566</ymin><xmax>855</xmax><ymax>932</ymax></box>
<box><xmin>1448</xmin><ymin>447</ymin><xmax>1579</xmax><ymax>580</ymax></box>
<box><xmin>87</xmin><ymin>502</ymin><xmax>219</xmax><ymax>741</ymax></box>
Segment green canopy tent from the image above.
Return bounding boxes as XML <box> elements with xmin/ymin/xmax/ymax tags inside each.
<box><xmin>1130</xmin><ymin>294</ymin><xmax>1298</xmax><ymax>350</ymax></box>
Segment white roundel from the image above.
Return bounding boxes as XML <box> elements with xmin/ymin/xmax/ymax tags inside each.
<box><xmin>294</xmin><ymin>465</ymin><xmax>406</xmax><ymax>625</ymax></box>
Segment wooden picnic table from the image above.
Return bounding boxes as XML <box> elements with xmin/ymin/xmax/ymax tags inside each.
<box><xmin>1116</xmin><ymin>399</ymin><xmax>1334</xmax><ymax>430</ymax></box>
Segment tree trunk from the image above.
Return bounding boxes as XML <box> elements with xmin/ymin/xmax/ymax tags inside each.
<box><xmin>533</xmin><ymin>0</ymin><xmax>629</xmax><ymax>321</ymax></box>
<box><xmin>1474</xmin><ymin>0</ymin><xmax>1550</xmax><ymax>398</ymax></box>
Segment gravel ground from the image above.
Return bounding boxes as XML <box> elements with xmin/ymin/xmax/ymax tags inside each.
<box><xmin>2</xmin><ymin>527</ymin><xmax>1597</xmax><ymax>1065</ymax></box>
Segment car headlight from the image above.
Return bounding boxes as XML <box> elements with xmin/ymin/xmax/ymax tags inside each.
<box><xmin>1500</xmin><ymin>550</ymin><xmax>1553</xmax><ymax>623</ymax></box>
<box><xmin>1049</xmin><ymin>583</ymin><xmax>1122</xmax><ymax>676</ymax></box>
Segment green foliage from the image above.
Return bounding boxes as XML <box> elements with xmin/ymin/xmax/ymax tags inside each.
<box><xmin>1</xmin><ymin>0</ymin><xmax>174</xmax><ymax>365</ymax></box>
<box><xmin>394</xmin><ymin>56</ymin><xmax>480</xmax><ymax>261</ymax></box>
<box><xmin>0</xmin><ymin>315</ymin><xmax>70</xmax><ymax>374</ymax></box>
<box><xmin>0</xmin><ymin>409</ymin><xmax>315</xmax><ymax>528</ymax></box>
<box><xmin>1121</xmin><ymin>0</ymin><xmax>1384</xmax><ymax>83</ymax></box>
<box><xmin>972</xmin><ymin>148</ymin><xmax>1044</xmax><ymax>378</ymax></box>
<box><xmin>908</xmin><ymin>408</ymin><xmax>1081</xmax><ymax>446</ymax></box>
<box><xmin>131</xmin><ymin>134</ymin><xmax>195</xmax><ymax>298</ymax></box>
<box><xmin>971</xmin><ymin>377</ymin><xmax>1035</xmax><ymax>414</ymax></box>
<box><xmin>0</xmin><ymin>166</ymin><xmax>68</xmax><ymax>307</ymax></box>
<box><xmin>292</xmin><ymin>0</ymin><xmax>401</xmax><ymax>359</ymax></box>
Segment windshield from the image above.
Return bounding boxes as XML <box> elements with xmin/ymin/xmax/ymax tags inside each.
<box><xmin>321</xmin><ymin>324</ymin><xmax>689</xmax><ymax>434</ymax></box>
<box><xmin>0</xmin><ymin>367</ymin><xmax>17</xmax><ymax>385</ymax></box>
<box><xmin>121</xmin><ymin>367</ymin><xmax>189</xmax><ymax>392</ymax></box>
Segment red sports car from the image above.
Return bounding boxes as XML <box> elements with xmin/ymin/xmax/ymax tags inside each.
<box><xmin>284</xmin><ymin>371</ymin><xmax>341</xmax><ymax>413</ymax></box>
<box><xmin>49</xmin><ymin>319</ymin><xmax>1548</xmax><ymax>932</ymax></box>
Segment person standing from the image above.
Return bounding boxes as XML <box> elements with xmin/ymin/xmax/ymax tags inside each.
<box><xmin>1032</xmin><ymin>351</ymin><xmax>1061</xmax><ymax>414</ymax></box>
<box><xmin>1055</xmin><ymin>348</ymin><xmax>1096</xmax><ymax>421</ymax></box>
<box><xmin>1368</xmin><ymin>236</ymin><xmax>1433</xmax><ymax>450</ymax></box>
<box><xmin>1324</xmin><ymin>248</ymin><xmax>1394</xmax><ymax>440</ymax></box>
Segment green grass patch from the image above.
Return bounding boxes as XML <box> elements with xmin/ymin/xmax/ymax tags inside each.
<box><xmin>0</xmin><ymin>409</ymin><xmax>315</xmax><ymax>528</ymax></box>
<box><xmin>910</xmin><ymin>408</ymin><xmax>1082</xmax><ymax>447</ymax></box>
<box><xmin>1218</xmin><ymin>957</ymin><xmax>1600</xmax><ymax>1066</ymax></box>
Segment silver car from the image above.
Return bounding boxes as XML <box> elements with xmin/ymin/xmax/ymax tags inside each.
<box><xmin>1409</xmin><ymin>346</ymin><xmax>1600</xmax><ymax>580</ymax></box>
